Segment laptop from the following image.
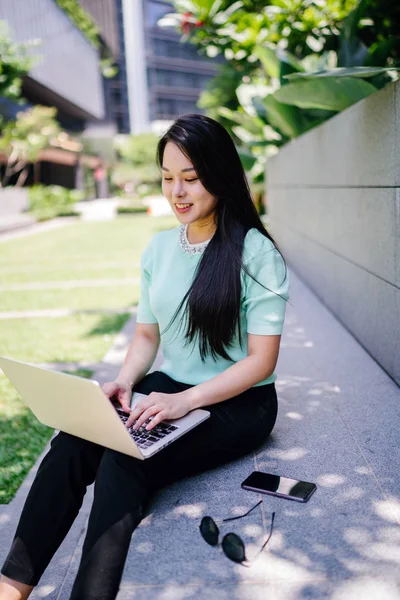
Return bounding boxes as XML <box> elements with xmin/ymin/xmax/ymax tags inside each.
<box><xmin>0</xmin><ymin>356</ymin><xmax>210</xmax><ymax>460</ymax></box>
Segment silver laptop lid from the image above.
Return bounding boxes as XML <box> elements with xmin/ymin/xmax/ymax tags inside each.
<box><xmin>0</xmin><ymin>356</ymin><xmax>145</xmax><ymax>459</ymax></box>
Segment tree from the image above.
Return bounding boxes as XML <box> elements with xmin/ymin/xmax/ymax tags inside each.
<box><xmin>161</xmin><ymin>0</ymin><xmax>399</xmax><ymax>191</ymax></box>
<box><xmin>0</xmin><ymin>21</ymin><xmax>37</xmax><ymax>102</ymax></box>
<box><xmin>113</xmin><ymin>133</ymin><xmax>161</xmax><ymax>196</ymax></box>
<box><xmin>0</xmin><ymin>106</ymin><xmax>61</xmax><ymax>187</ymax></box>
<box><xmin>163</xmin><ymin>1</ymin><xmax>359</xmax><ymax>66</ymax></box>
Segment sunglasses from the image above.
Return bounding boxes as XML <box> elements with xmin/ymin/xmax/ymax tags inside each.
<box><xmin>199</xmin><ymin>500</ymin><xmax>275</xmax><ymax>566</ymax></box>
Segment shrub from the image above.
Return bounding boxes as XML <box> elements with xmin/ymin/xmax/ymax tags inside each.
<box><xmin>28</xmin><ymin>185</ymin><xmax>83</xmax><ymax>221</ymax></box>
<box><xmin>113</xmin><ymin>133</ymin><xmax>162</xmax><ymax>196</ymax></box>
<box><xmin>116</xmin><ymin>205</ymin><xmax>148</xmax><ymax>215</ymax></box>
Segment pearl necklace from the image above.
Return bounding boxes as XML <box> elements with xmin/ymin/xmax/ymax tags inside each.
<box><xmin>178</xmin><ymin>224</ymin><xmax>211</xmax><ymax>255</ymax></box>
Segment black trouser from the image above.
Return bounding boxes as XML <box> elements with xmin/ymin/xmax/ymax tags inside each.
<box><xmin>1</xmin><ymin>371</ymin><xmax>278</xmax><ymax>600</ymax></box>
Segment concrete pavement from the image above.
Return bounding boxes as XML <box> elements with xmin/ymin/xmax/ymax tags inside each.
<box><xmin>0</xmin><ymin>269</ymin><xmax>399</xmax><ymax>599</ymax></box>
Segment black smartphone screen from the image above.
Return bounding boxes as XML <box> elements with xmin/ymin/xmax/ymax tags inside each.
<box><xmin>241</xmin><ymin>471</ymin><xmax>317</xmax><ymax>502</ymax></box>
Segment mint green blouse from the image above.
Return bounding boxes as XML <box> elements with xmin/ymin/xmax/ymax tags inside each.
<box><xmin>136</xmin><ymin>225</ymin><xmax>290</xmax><ymax>387</ymax></box>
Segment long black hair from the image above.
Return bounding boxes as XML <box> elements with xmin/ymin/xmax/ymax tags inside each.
<box><xmin>156</xmin><ymin>114</ymin><xmax>288</xmax><ymax>362</ymax></box>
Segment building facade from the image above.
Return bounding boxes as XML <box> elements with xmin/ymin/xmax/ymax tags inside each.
<box><xmin>0</xmin><ymin>0</ymin><xmax>105</xmax><ymax>128</ymax></box>
<box><xmin>80</xmin><ymin>0</ymin><xmax>130</xmax><ymax>134</ymax></box>
<box><xmin>0</xmin><ymin>0</ymin><xmax>121</xmax><ymax>191</ymax></box>
<box><xmin>123</xmin><ymin>0</ymin><xmax>220</xmax><ymax>133</ymax></box>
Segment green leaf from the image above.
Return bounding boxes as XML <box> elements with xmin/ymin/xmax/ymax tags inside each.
<box><xmin>274</xmin><ymin>77</ymin><xmax>377</xmax><ymax>111</ymax></box>
<box><xmin>237</xmin><ymin>147</ymin><xmax>257</xmax><ymax>171</ymax></box>
<box><xmin>260</xmin><ymin>95</ymin><xmax>306</xmax><ymax>138</ymax></box>
<box><xmin>253</xmin><ymin>45</ymin><xmax>304</xmax><ymax>86</ymax></box>
<box><xmin>276</xmin><ymin>48</ymin><xmax>305</xmax><ymax>73</ymax></box>
<box><xmin>251</xmin><ymin>96</ymin><xmax>268</xmax><ymax>120</ymax></box>
<box><xmin>217</xmin><ymin>107</ymin><xmax>265</xmax><ymax>135</ymax></box>
<box><xmin>231</xmin><ymin>125</ymin><xmax>262</xmax><ymax>144</ymax></box>
<box><xmin>246</xmin><ymin>139</ymin><xmax>281</xmax><ymax>148</ymax></box>
<box><xmin>55</xmin><ymin>0</ymin><xmax>99</xmax><ymax>48</ymax></box>
<box><xmin>213</xmin><ymin>0</ymin><xmax>243</xmax><ymax>21</ymax></box>
<box><xmin>253</xmin><ymin>46</ymin><xmax>280</xmax><ymax>79</ymax></box>
<box><xmin>209</xmin><ymin>0</ymin><xmax>224</xmax><ymax>18</ymax></box>
<box><xmin>284</xmin><ymin>67</ymin><xmax>398</xmax><ymax>80</ymax></box>
<box><xmin>340</xmin><ymin>0</ymin><xmax>369</xmax><ymax>41</ymax></box>
<box><xmin>337</xmin><ymin>38</ymin><xmax>369</xmax><ymax>68</ymax></box>
<box><xmin>336</xmin><ymin>0</ymin><xmax>370</xmax><ymax>67</ymax></box>
<box><xmin>365</xmin><ymin>39</ymin><xmax>397</xmax><ymax>67</ymax></box>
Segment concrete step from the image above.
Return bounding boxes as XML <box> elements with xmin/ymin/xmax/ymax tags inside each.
<box><xmin>0</xmin><ymin>213</ymin><xmax>36</xmax><ymax>234</ymax></box>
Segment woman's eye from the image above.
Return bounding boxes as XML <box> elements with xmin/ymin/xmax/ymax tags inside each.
<box><xmin>163</xmin><ymin>177</ymin><xmax>198</xmax><ymax>182</ymax></box>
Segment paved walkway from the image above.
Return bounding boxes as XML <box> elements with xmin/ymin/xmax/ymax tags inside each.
<box><xmin>1</xmin><ymin>269</ymin><xmax>399</xmax><ymax>599</ymax></box>
<box><xmin>0</xmin><ymin>217</ymin><xmax>77</xmax><ymax>242</ymax></box>
<box><xmin>0</xmin><ymin>262</ymin><xmax>139</xmax><ymax>273</ymax></box>
<box><xmin>0</xmin><ymin>307</ymin><xmax>137</xmax><ymax>320</ymax></box>
<box><xmin>0</xmin><ymin>278</ymin><xmax>140</xmax><ymax>292</ymax></box>
<box><xmin>0</xmin><ymin>195</ymin><xmax>172</xmax><ymax>240</ymax></box>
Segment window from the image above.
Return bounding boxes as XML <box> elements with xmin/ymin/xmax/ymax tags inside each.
<box><xmin>155</xmin><ymin>97</ymin><xmax>202</xmax><ymax>118</ymax></box>
<box><xmin>151</xmin><ymin>38</ymin><xmax>203</xmax><ymax>61</ymax></box>
<box><xmin>148</xmin><ymin>68</ymin><xmax>213</xmax><ymax>89</ymax></box>
<box><xmin>145</xmin><ymin>1</ymin><xmax>171</xmax><ymax>26</ymax></box>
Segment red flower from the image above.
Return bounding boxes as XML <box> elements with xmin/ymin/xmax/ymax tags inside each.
<box><xmin>180</xmin><ymin>11</ymin><xmax>200</xmax><ymax>34</ymax></box>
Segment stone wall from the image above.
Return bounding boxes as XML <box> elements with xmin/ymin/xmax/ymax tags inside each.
<box><xmin>266</xmin><ymin>80</ymin><xmax>400</xmax><ymax>386</ymax></box>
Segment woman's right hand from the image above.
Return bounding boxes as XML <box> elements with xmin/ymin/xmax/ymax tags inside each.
<box><xmin>102</xmin><ymin>380</ymin><xmax>132</xmax><ymax>413</ymax></box>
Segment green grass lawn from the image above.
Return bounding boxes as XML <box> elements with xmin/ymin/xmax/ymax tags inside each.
<box><xmin>0</xmin><ymin>264</ymin><xmax>140</xmax><ymax>285</ymax></box>
<box><xmin>0</xmin><ymin>313</ymin><xmax>131</xmax><ymax>363</ymax></box>
<box><xmin>0</xmin><ymin>369</ymin><xmax>93</xmax><ymax>504</ymax></box>
<box><xmin>0</xmin><ymin>283</ymin><xmax>140</xmax><ymax>312</ymax></box>
<box><xmin>0</xmin><ymin>213</ymin><xmax>177</xmax><ymax>503</ymax></box>
<box><xmin>0</xmin><ymin>215</ymin><xmax>176</xmax><ymax>266</ymax></box>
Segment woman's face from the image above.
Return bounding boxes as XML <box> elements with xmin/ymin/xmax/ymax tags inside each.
<box><xmin>161</xmin><ymin>142</ymin><xmax>218</xmax><ymax>227</ymax></box>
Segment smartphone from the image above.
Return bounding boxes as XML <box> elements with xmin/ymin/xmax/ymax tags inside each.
<box><xmin>241</xmin><ymin>471</ymin><xmax>317</xmax><ymax>502</ymax></box>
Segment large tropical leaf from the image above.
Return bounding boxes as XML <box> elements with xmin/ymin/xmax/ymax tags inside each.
<box><xmin>212</xmin><ymin>1</ymin><xmax>243</xmax><ymax>23</ymax></box>
<box><xmin>340</xmin><ymin>0</ymin><xmax>369</xmax><ymax>42</ymax></box>
<box><xmin>237</xmin><ymin>147</ymin><xmax>257</xmax><ymax>171</ymax></box>
<box><xmin>253</xmin><ymin>45</ymin><xmax>304</xmax><ymax>80</ymax></box>
<box><xmin>366</xmin><ymin>39</ymin><xmax>397</xmax><ymax>67</ymax></box>
<box><xmin>231</xmin><ymin>125</ymin><xmax>264</xmax><ymax>144</ymax></box>
<box><xmin>259</xmin><ymin>95</ymin><xmax>307</xmax><ymax>138</ymax></box>
<box><xmin>338</xmin><ymin>38</ymin><xmax>370</xmax><ymax>68</ymax></box>
<box><xmin>276</xmin><ymin>48</ymin><xmax>305</xmax><ymax>73</ymax></box>
<box><xmin>217</xmin><ymin>107</ymin><xmax>265</xmax><ymax>136</ymax></box>
<box><xmin>253</xmin><ymin>46</ymin><xmax>280</xmax><ymax>79</ymax></box>
<box><xmin>208</xmin><ymin>0</ymin><xmax>224</xmax><ymax>18</ymax></box>
<box><xmin>246</xmin><ymin>139</ymin><xmax>282</xmax><ymax>148</ymax></box>
<box><xmin>274</xmin><ymin>77</ymin><xmax>377</xmax><ymax>111</ymax></box>
<box><xmin>336</xmin><ymin>0</ymin><xmax>369</xmax><ymax>66</ymax></box>
<box><xmin>284</xmin><ymin>66</ymin><xmax>397</xmax><ymax>81</ymax></box>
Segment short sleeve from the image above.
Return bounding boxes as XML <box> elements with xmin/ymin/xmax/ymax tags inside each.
<box><xmin>242</xmin><ymin>246</ymin><xmax>290</xmax><ymax>336</ymax></box>
<box><xmin>136</xmin><ymin>239</ymin><xmax>158</xmax><ymax>324</ymax></box>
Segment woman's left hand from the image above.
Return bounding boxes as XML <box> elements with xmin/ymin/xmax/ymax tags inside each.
<box><xmin>126</xmin><ymin>391</ymin><xmax>192</xmax><ymax>431</ymax></box>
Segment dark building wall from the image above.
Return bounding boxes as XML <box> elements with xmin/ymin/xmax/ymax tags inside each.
<box><xmin>39</xmin><ymin>162</ymin><xmax>76</xmax><ymax>188</ymax></box>
<box><xmin>111</xmin><ymin>0</ymin><xmax>130</xmax><ymax>133</ymax></box>
<box><xmin>143</xmin><ymin>0</ymin><xmax>220</xmax><ymax>121</ymax></box>
<box><xmin>81</xmin><ymin>0</ymin><xmax>130</xmax><ymax>133</ymax></box>
<box><xmin>0</xmin><ymin>0</ymin><xmax>105</xmax><ymax>120</ymax></box>
<box><xmin>79</xmin><ymin>0</ymin><xmax>119</xmax><ymax>57</ymax></box>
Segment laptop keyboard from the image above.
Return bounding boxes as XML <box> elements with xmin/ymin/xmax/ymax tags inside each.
<box><xmin>117</xmin><ymin>410</ymin><xmax>178</xmax><ymax>450</ymax></box>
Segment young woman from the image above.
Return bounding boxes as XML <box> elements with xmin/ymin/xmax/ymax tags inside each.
<box><xmin>0</xmin><ymin>114</ymin><xmax>289</xmax><ymax>600</ymax></box>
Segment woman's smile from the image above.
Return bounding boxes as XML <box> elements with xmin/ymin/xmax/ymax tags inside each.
<box><xmin>175</xmin><ymin>203</ymin><xmax>193</xmax><ymax>214</ymax></box>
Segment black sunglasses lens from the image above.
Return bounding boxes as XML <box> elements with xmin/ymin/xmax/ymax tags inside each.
<box><xmin>200</xmin><ymin>516</ymin><xmax>219</xmax><ymax>546</ymax></box>
<box><xmin>222</xmin><ymin>532</ymin><xmax>246</xmax><ymax>563</ymax></box>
